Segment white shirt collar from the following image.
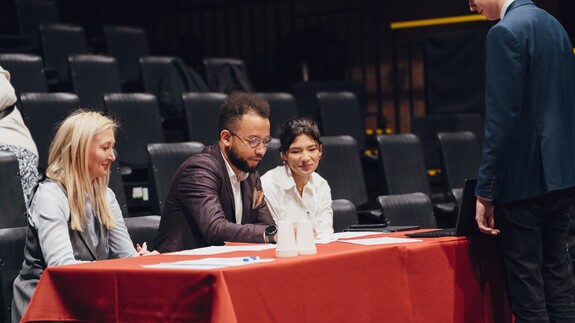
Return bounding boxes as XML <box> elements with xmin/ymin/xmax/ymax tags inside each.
<box><xmin>279</xmin><ymin>165</ymin><xmax>314</xmax><ymax>192</ymax></box>
<box><xmin>500</xmin><ymin>0</ymin><xmax>515</xmax><ymax>19</ymax></box>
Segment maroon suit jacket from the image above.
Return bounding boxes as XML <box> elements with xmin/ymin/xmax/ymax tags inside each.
<box><xmin>153</xmin><ymin>143</ymin><xmax>275</xmax><ymax>253</ymax></box>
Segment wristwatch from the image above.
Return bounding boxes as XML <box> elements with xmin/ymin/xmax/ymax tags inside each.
<box><xmin>265</xmin><ymin>224</ymin><xmax>277</xmax><ymax>244</ymax></box>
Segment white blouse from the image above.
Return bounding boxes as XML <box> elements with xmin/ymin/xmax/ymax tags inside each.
<box><xmin>261</xmin><ymin>165</ymin><xmax>334</xmax><ymax>237</ymax></box>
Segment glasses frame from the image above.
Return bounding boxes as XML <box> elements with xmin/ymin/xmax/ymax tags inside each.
<box><xmin>227</xmin><ymin>129</ymin><xmax>272</xmax><ymax>148</ymax></box>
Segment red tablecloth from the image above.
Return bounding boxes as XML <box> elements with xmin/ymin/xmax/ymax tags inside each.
<box><xmin>22</xmin><ymin>232</ymin><xmax>512</xmax><ymax>322</ymax></box>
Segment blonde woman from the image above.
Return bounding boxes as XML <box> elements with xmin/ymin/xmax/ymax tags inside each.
<box><xmin>12</xmin><ymin>110</ymin><xmax>153</xmax><ymax>322</ymax></box>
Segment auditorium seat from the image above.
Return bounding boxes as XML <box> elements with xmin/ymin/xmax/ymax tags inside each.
<box><xmin>376</xmin><ymin>133</ymin><xmax>456</xmax><ymax>227</ymax></box>
<box><xmin>258</xmin><ymin>92</ymin><xmax>298</xmax><ymax>138</ymax></box>
<box><xmin>317</xmin><ymin>91</ymin><xmax>366</xmax><ymax>152</ymax></box>
<box><xmin>181</xmin><ymin>92</ymin><xmax>227</xmax><ymax>145</ymax></box>
<box><xmin>202</xmin><ymin>57</ymin><xmax>254</xmax><ymax>93</ymax></box>
<box><xmin>104</xmin><ymin>25</ymin><xmax>149</xmax><ymax>88</ymax></box>
<box><xmin>437</xmin><ymin>131</ymin><xmax>482</xmax><ymax>193</ymax></box>
<box><xmin>332</xmin><ymin>199</ymin><xmax>358</xmax><ymax>232</ymax></box>
<box><xmin>147</xmin><ymin>142</ymin><xmax>205</xmax><ymax>215</ymax></box>
<box><xmin>104</xmin><ymin>93</ymin><xmax>164</xmax><ymax>176</ymax></box>
<box><xmin>316</xmin><ymin>135</ymin><xmax>383</xmax><ymax>224</ymax></box>
<box><xmin>0</xmin><ymin>226</ymin><xmax>27</xmax><ymax>322</ymax></box>
<box><xmin>377</xmin><ymin>192</ymin><xmax>436</xmax><ymax>228</ymax></box>
<box><xmin>15</xmin><ymin>0</ymin><xmax>59</xmax><ymax>52</ymax></box>
<box><xmin>69</xmin><ymin>54</ymin><xmax>122</xmax><ymax>109</ymax></box>
<box><xmin>0</xmin><ymin>54</ymin><xmax>47</xmax><ymax>98</ymax></box>
<box><xmin>257</xmin><ymin>138</ymin><xmax>281</xmax><ymax>175</ymax></box>
<box><xmin>39</xmin><ymin>23</ymin><xmax>88</xmax><ymax>86</ymax></box>
<box><xmin>19</xmin><ymin>92</ymin><xmax>80</xmax><ymax>173</ymax></box>
<box><xmin>0</xmin><ymin>152</ymin><xmax>28</xmax><ymax>228</ymax></box>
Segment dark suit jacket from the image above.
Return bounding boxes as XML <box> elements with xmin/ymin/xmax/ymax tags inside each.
<box><xmin>154</xmin><ymin>143</ymin><xmax>275</xmax><ymax>252</ymax></box>
<box><xmin>476</xmin><ymin>0</ymin><xmax>575</xmax><ymax>203</ymax></box>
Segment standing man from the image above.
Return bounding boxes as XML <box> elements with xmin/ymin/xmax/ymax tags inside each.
<box><xmin>471</xmin><ymin>0</ymin><xmax>575</xmax><ymax>321</ymax></box>
<box><xmin>154</xmin><ymin>92</ymin><xmax>277</xmax><ymax>252</ymax></box>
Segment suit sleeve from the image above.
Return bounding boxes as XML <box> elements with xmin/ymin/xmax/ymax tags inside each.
<box><xmin>177</xmin><ymin>156</ymin><xmax>268</xmax><ymax>245</ymax></box>
<box><xmin>30</xmin><ymin>183</ymin><xmax>85</xmax><ymax>267</ymax></box>
<box><xmin>476</xmin><ymin>25</ymin><xmax>527</xmax><ymax>200</ymax></box>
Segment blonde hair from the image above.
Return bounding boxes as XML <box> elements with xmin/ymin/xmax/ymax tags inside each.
<box><xmin>46</xmin><ymin>110</ymin><xmax>118</xmax><ymax>231</ymax></box>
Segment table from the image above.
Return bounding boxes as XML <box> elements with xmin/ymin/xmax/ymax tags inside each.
<box><xmin>22</xmin><ymin>232</ymin><xmax>512</xmax><ymax>322</ymax></box>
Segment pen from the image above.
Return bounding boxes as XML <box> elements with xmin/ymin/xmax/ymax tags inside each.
<box><xmin>242</xmin><ymin>256</ymin><xmax>261</xmax><ymax>262</ymax></box>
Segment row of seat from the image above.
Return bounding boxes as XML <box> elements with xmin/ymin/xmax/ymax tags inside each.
<box><xmin>0</xmin><ymin>130</ymin><xmax>481</xmax><ymax>231</ymax></box>
<box><xmin>0</xmin><ymin>54</ymin><xmax>365</xmax><ymax>142</ymax></box>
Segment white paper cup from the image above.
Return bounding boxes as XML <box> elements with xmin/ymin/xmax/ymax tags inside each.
<box><xmin>296</xmin><ymin>220</ymin><xmax>317</xmax><ymax>255</ymax></box>
<box><xmin>275</xmin><ymin>220</ymin><xmax>298</xmax><ymax>257</ymax></box>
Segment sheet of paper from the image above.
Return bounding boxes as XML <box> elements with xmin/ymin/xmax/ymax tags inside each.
<box><xmin>337</xmin><ymin>236</ymin><xmax>423</xmax><ymax>246</ymax></box>
<box><xmin>315</xmin><ymin>231</ymin><xmax>386</xmax><ymax>244</ymax></box>
<box><xmin>143</xmin><ymin>257</ymin><xmax>275</xmax><ymax>270</ymax></box>
<box><xmin>143</xmin><ymin>263</ymin><xmax>228</xmax><ymax>270</ymax></box>
<box><xmin>169</xmin><ymin>244</ymin><xmax>276</xmax><ymax>256</ymax></box>
<box><xmin>332</xmin><ymin>231</ymin><xmax>384</xmax><ymax>239</ymax></box>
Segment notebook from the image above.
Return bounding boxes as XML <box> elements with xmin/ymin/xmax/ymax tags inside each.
<box><xmin>405</xmin><ymin>179</ymin><xmax>480</xmax><ymax>238</ymax></box>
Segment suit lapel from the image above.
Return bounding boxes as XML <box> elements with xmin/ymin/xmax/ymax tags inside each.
<box><xmin>76</xmin><ymin>229</ymin><xmax>98</xmax><ymax>260</ymax></box>
<box><xmin>240</xmin><ymin>180</ymin><xmax>252</xmax><ymax>224</ymax></box>
<box><xmin>212</xmin><ymin>145</ymin><xmax>236</xmax><ymax>223</ymax></box>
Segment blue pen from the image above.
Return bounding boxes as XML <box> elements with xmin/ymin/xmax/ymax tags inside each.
<box><xmin>242</xmin><ymin>256</ymin><xmax>260</xmax><ymax>262</ymax></box>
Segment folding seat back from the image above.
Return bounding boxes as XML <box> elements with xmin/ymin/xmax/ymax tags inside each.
<box><xmin>181</xmin><ymin>92</ymin><xmax>226</xmax><ymax>145</ymax></box>
<box><xmin>40</xmin><ymin>23</ymin><xmax>88</xmax><ymax>84</ymax></box>
<box><xmin>437</xmin><ymin>131</ymin><xmax>482</xmax><ymax>192</ymax></box>
<box><xmin>317</xmin><ymin>91</ymin><xmax>366</xmax><ymax>151</ymax></box>
<box><xmin>69</xmin><ymin>54</ymin><xmax>122</xmax><ymax>109</ymax></box>
<box><xmin>0</xmin><ymin>54</ymin><xmax>48</xmax><ymax>97</ymax></box>
<box><xmin>0</xmin><ymin>152</ymin><xmax>28</xmax><ymax>228</ymax></box>
<box><xmin>0</xmin><ymin>226</ymin><xmax>27</xmax><ymax>322</ymax></box>
<box><xmin>104</xmin><ymin>93</ymin><xmax>165</xmax><ymax>171</ymax></box>
<box><xmin>147</xmin><ymin>142</ymin><xmax>205</xmax><ymax>215</ymax></box>
<box><xmin>20</xmin><ymin>92</ymin><xmax>79</xmax><ymax>172</ymax></box>
<box><xmin>15</xmin><ymin>0</ymin><xmax>59</xmax><ymax>51</ymax></box>
<box><xmin>258</xmin><ymin>92</ymin><xmax>298</xmax><ymax>137</ymax></box>
<box><xmin>104</xmin><ymin>25</ymin><xmax>149</xmax><ymax>85</ymax></box>
<box><xmin>257</xmin><ymin>138</ymin><xmax>281</xmax><ymax>175</ymax></box>
<box><xmin>377</xmin><ymin>192</ymin><xmax>436</xmax><ymax>228</ymax></box>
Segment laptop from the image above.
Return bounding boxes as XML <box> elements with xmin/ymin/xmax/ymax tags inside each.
<box><xmin>405</xmin><ymin>178</ymin><xmax>480</xmax><ymax>238</ymax></box>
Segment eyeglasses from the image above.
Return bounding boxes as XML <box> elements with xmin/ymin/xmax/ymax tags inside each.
<box><xmin>227</xmin><ymin>129</ymin><xmax>272</xmax><ymax>148</ymax></box>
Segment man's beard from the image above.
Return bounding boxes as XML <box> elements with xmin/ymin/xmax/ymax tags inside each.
<box><xmin>227</xmin><ymin>145</ymin><xmax>257</xmax><ymax>173</ymax></box>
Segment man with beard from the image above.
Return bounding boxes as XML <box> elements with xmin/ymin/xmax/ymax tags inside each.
<box><xmin>154</xmin><ymin>92</ymin><xmax>276</xmax><ymax>252</ymax></box>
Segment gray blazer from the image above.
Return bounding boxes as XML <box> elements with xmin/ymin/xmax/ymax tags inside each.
<box><xmin>12</xmin><ymin>208</ymin><xmax>109</xmax><ymax>323</ymax></box>
<box><xmin>153</xmin><ymin>143</ymin><xmax>274</xmax><ymax>253</ymax></box>
<box><xmin>476</xmin><ymin>0</ymin><xmax>575</xmax><ymax>203</ymax></box>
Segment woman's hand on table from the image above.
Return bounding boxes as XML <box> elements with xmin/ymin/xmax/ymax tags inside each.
<box><xmin>136</xmin><ymin>242</ymin><xmax>159</xmax><ymax>256</ymax></box>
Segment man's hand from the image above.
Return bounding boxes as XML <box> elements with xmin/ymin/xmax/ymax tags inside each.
<box><xmin>475</xmin><ymin>197</ymin><xmax>500</xmax><ymax>235</ymax></box>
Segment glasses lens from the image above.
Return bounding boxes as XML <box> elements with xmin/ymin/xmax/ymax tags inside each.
<box><xmin>247</xmin><ymin>138</ymin><xmax>261</xmax><ymax>148</ymax></box>
<box><xmin>262</xmin><ymin>136</ymin><xmax>272</xmax><ymax>146</ymax></box>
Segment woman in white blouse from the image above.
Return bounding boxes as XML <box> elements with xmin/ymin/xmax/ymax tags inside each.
<box><xmin>12</xmin><ymin>110</ymin><xmax>155</xmax><ymax>322</ymax></box>
<box><xmin>261</xmin><ymin>117</ymin><xmax>333</xmax><ymax>237</ymax></box>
